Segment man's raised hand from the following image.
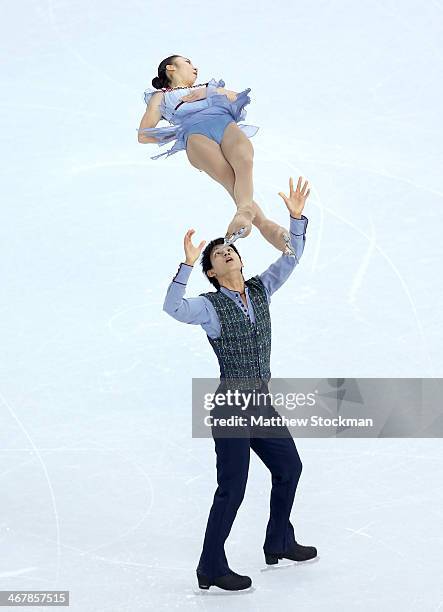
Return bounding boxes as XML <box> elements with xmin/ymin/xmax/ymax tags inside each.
<box><xmin>184</xmin><ymin>229</ymin><xmax>206</xmax><ymax>266</ymax></box>
<box><xmin>278</xmin><ymin>176</ymin><xmax>310</xmax><ymax>219</ymax></box>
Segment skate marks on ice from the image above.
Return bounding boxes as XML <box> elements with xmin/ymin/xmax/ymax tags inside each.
<box><xmin>0</xmin><ymin>390</ymin><xmax>63</xmax><ymax>586</ymax></box>
<box><xmin>252</xmin><ymin>150</ymin><xmax>436</xmax><ymax>376</ymax></box>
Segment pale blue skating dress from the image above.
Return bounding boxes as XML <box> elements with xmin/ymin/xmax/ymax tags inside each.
<box><xmin>140</xmin><ymin>78</ymin><xmax>259</xmax><ymax>160</ymax></box>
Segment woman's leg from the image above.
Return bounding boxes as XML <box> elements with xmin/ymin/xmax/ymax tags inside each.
<box><xmin>187</xmin><ymin>130</ymin><xmax>254</xmax><ymax>238</ymax></box>
<box><xmin>186</xmin><ymin>133</ymin><xmax>291</xmax><ymax>252</ymax></box>
<box><xmin>219</xmin><ymin>122</ymin><xmax>255</xmax><ymax>238</ymax></box>
<box><xmin>219</xmin><ymin>123</ymin><xmax>254</xmax><ymax>211</ymax></box>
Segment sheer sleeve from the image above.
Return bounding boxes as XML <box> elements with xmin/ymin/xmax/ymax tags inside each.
<box><xmin>206</xmin><ymin>77</ymin><xmax>226</xmax><ymax>97</ymax></box>
<box><xmin>143</xmin><ymin>87</ymin><xmax>163</xmax><ymax>107</ymax></box>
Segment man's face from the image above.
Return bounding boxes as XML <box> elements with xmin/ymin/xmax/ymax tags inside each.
<box><xmin>209</xmin><ymin>244</ymin><xmax>242</xmax><ymax>279</ymax></box>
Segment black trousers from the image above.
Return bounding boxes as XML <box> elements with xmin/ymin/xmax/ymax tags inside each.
<box><xmin>196</xmin><ymin>383</ymin><xmax>303</xmax><ymax>579</ymax></box>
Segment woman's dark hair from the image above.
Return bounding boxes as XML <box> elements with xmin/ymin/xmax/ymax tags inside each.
<box><xmin>152</xmin><ymin>55</ymin><xmax>181</xmax><ymax>89</ymax></box>
<box><xmin>200</xmin><ymin>238</ymin><xmax>243</xmax><ymax>290</ymax></box>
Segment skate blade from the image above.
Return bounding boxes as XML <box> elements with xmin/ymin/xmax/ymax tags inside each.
<box><xmin>224</xmin><ymin>227</ymin><xmax>247</xmax><ymax>245</ymax></box>
<box><xmin>192</xmin><ymin>585</ymin><xmax>255</xmax><ymax>596</ymax></box>
<box><xmin>261</xmin><ymin>555</ymin><xmax>321</xmax><ymax>572</ymax></box>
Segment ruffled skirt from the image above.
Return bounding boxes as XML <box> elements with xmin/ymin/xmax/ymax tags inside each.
<box><xmin>139</xmin><ymin>88</ymin><xmax>259</xmax><ymax>160</ymax></box>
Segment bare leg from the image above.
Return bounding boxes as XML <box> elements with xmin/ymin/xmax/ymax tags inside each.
<box><xmin>220</xmin><ymin>124</ymin><xmax>254</xmax><ymax>210</ymax></box>
<box><xmin>220</xmin><ymin>123</ymin><xmax>255</xmax><ymax>238</ymax></box>
<box><xmin>186</xmin><ymin>133</ymin><xmax>290</xmax><ymax>252</ymax></box>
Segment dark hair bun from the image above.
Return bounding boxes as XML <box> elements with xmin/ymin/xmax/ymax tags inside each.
<box><xmin>152</xmin><ymin>76</ymin><xmax>162</xmax><ymax>89</ymax></box>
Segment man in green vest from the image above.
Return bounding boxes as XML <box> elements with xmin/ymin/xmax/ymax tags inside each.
<box><xmin>163</xmin><ymin>177</ymin><xmax>317</xmax><ymax>591</ymax></box>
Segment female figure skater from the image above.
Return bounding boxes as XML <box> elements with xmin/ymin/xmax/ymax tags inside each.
<box><xmin>137</xmin><ymin>55</ymin><xmax>295</xmax><ymax>255</ymax></box>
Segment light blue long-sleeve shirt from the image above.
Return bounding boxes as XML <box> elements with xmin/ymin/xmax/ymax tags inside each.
<box><xmin>163</xmin><ymin>214</ymin><xmax>308</xmax><ymax>339</ymax></box>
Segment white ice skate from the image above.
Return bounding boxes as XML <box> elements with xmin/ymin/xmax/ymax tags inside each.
<box><xmin>224</xmin><ymin>227</ymin><xmax>247</xmax><ymax>246</ymax></box>
<box><xmin>282</xmin><ymin>232</ymin><xmax>296</xmax><ymax>257</ymax></box>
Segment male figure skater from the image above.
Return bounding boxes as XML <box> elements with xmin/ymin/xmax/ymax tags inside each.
<box><xmin>163</xmin><ymin>177</ymin><xmax>317</xmax><ymax>591</ymax></box>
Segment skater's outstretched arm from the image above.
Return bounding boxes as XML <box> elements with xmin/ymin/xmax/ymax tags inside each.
<box><xmin>138</xmin><ymin>92</ymin><xmax>164</xmax><ymax>143</ymax></box>
<box><xmin>259</xmin><ymin>177</ymin><xmax>311</xmax><ymax>303</ymax></box>
<box><xmin>162</xmin><ymin>230</ymin><xmax>222</xmax><ymax>339</ymax></box>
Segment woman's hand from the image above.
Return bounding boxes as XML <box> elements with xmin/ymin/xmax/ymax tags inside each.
<box><xmin>180</xmin><ymin>87</ymin><xmax>208</xmax><ymax>103</ymax></box>
<box><xmin>184</xmin><ymin>229</ymin><xmax>206</xmax><ymax>265</ymax></box>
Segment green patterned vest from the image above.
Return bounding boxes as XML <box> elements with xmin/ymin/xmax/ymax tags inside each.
<box><xmin>199</xmin><ymin>275</ymin><xmax>272</xmax><ymax>390</ymax></box>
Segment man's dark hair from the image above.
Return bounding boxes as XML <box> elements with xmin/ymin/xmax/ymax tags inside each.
<box><xmin>200</xmin><ymin>238</ymin><xmax>243</xmax><ymax>290</ymax></box>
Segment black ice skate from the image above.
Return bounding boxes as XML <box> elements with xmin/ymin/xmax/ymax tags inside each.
<box><xmin>197</xmin><ymin>569</ymin><xmax>252</xmax><ymax>591</ymax></box>
<box><xmin>264</xmin><ymin>541</ymin><xmax>318</xmax><ymax>565</ymax></box>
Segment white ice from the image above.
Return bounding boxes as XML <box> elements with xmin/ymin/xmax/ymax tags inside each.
<box><xmin>1</xmin><ymin>0</ymin><xmax>443</xmax><ymax>610</ymax></box>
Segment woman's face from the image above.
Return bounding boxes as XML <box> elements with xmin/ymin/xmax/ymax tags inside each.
<box><xmin>169</xmin><ymin>56</ymin><xmax>198</xmax><ymax>85</ymax></box>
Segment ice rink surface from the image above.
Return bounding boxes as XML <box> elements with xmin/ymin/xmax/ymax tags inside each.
<box><xmin>1</xmin><ymin>0</ymin><xmax>443</xmax><ymax>609</ymax></box>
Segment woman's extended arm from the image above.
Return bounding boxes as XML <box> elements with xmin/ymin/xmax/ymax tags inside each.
<box><xmin>138</xmin><ymin>91</ymin><xmax>164</xmax><ymax>143</ymax></box>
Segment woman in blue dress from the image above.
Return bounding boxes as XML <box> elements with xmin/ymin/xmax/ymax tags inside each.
<box><xmin>137</xmin><ymin>55</ymin><xmax>295</xmax><ymax>255</ymax></box>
